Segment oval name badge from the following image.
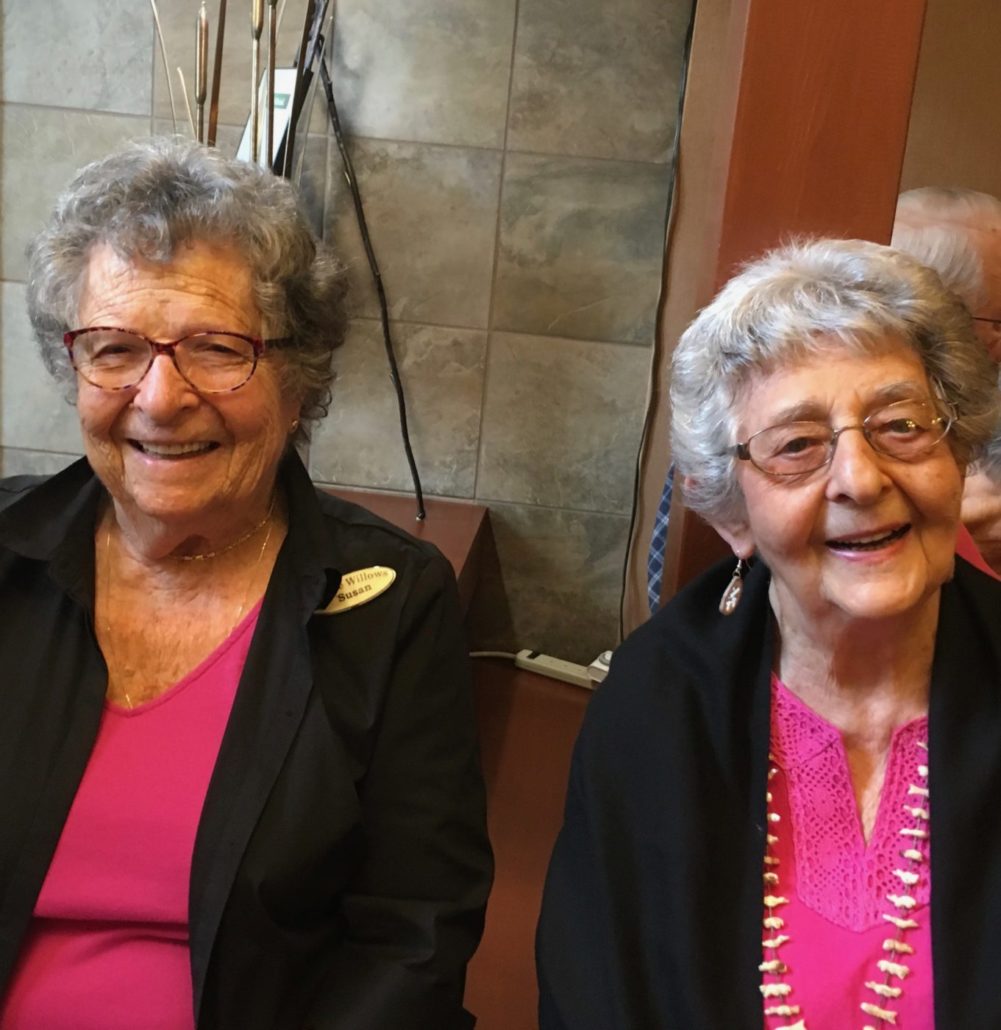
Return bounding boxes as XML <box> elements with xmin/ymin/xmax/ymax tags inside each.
<box><xmin>317</xmin><ymin>566</ymin><xmax>397</xmax><ymax>614</ymax></box>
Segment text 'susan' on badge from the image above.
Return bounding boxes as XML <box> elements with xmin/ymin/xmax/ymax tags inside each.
<box><xmin>316</xmin><ymin>566</ymin><xmax>397</xmax><ymax>614</ymax></box>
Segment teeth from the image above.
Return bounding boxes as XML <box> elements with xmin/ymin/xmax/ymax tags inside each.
<box><xmin>829</xmin><ymin>525</ymin><xmax>907</xmax><ymax>549</ymax></box>
<box><xmin>137</xmin><ymin>441</ymin><xmax>213</xmax><ymax>457</ymax></box>
<box><xmin>841</xmin><ymin>531</ymin><xmax>892</xmax><ymax>545</ymax></box>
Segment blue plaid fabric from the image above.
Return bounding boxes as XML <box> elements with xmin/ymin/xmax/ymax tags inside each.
<box><xmin>646</xmin><ymin>464</ymin><xmax>675</xmax><ymax>614</ymax></box>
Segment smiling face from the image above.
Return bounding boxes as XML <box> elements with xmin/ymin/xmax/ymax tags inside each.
<box><xmin>713</xmin><ymin>341</ymin><xmax>965</xmax><ymax>631</ymax></box>
<box><xmin>74</xmin><ymin>240</ymin><xmax>301</xmax><ymax>539</ymax></box>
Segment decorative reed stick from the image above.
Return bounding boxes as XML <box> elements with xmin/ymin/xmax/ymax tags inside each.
<box><xmin>149</xmin><ymin>0</ymin><xmax>178</xmax><ymax>132</ymax></box>
<box><xmin>176</xmin><ymin>67</ymin><xmax>196</xmax><ymax>137</ymax></box>
<box><xmin>195</xmin><ymin>2</ymin><xmax>209</xmax><ymax>142</ymax></box>
<box><xmin>266</xmin><ymin>0</ymin><xmax>278</xmax><ymax>164</ymax></box>
<box><xmin>207</xmin><ymin>0</ymin><xmax>228</xmax><ymax>147</ymax></box>
<box><xmin>250</xmin><ymin>0</ymin><xmax>265</xmax><ymax>162</ymax></box>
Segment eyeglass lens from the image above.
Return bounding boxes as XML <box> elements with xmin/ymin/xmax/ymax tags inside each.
<box><xmin>69</xmin><ymin>329</ymin><xmax>258</xmax><ymax>392</ymax></box>
<box><xmin>745</xmin><ymin>399</ymin><xmax>950</xmax><ymax>476</ymax></box>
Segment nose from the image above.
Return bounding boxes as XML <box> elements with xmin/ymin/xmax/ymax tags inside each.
<box><xmin>131</xmin><ymin>353</ymin><xmax>199</xmax><ymax>419</ymax></box>
<box><xmin>824</xmin><ymin>425</ymin><xmax>888</xmax><ymax>504</ymax></box>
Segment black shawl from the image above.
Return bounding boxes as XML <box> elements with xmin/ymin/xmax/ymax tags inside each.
<box><xmin>537</xmin><ymin>557</ymin><xmax>1001</xmax><ymax>1029</ymax></box>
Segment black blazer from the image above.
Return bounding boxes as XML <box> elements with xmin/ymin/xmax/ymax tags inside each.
<box><xmin>0</xmin><ymin>454</ymin><xmax>492</xmax><ymax>1028</ymax></box>
<box><xmin>537</xmin><ymin>556</ymin><xmax>1001</xmax><ymax>1029</ymax></box>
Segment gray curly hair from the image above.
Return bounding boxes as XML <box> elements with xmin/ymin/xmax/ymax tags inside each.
<box><xmin>26</xmin><ymin>136</ymin><xmax>346</xmax><ymax>431</ymax></box>
<box><xmin>671</xmin><ymin>237</ymin><xmax>1001</xmax><ymax>526</ymax></box>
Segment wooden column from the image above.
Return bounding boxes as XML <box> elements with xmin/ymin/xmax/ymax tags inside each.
<box><xmin>624</xmin><ymin>0</ymin><xmax>928</xmax><ymax>628</ymax></box>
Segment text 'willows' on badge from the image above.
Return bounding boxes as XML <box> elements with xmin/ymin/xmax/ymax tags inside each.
<box><xmin>317</xmin><ymin>566</ymin><xmax>397</xmax><ymax>614</ymax></box>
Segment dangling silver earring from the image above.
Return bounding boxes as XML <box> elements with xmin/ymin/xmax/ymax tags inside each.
<box><xmin>718</xmin><ymin>557</ymin><xmax>748</xmax><ymax>615</ymax></box>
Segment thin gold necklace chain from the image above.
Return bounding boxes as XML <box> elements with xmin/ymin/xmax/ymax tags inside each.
<box><xmin>100</xmin><ymin>508</ymin><xmax>276</xmax><ymax>709</ymax></box>
<box><xmin>173</xmin><ymin>495</ymin><xmax>277</xmax><ymax>561</ymax></box>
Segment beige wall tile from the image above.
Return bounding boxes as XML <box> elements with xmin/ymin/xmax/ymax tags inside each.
<box><xmin>508</xmin><ymin>0</ymin><xmax>691</xmax><ymax>163</ymax></box>
<box><xmin>493</xmin><ymin>153</ymin><xmax>670</xmax><ymax>344</ymax></box>
<box><xmin>477</xmin><ymin>332</ymin><xmax>649</xmax><ymax>513</ymax></box>
<box><xmin>1</xmin><ymin>282</ymin><xmax>83</xmax><ymax>455</ymax></box>
<box><xmin>326</xmin><ymin>139</ymin><xmax>502</xmax><ymax>328</ymax></box>
<box><xmin>309</xmin><ymin>319</ymin><xmax>487</xmax><ymax>497</ymax></box>
<box><xmin>294</xmin><ymin>133</ymin><xmax>331</xmax><ymax>235</ymax></box>
<box><xmin>468</xmin><ymin>501</ymin><xmax>627</xmax><ymax>663</ymax></box>
<box><xmin>2</xmin><ymin>1</ymin><xmax>153</xmax><ymax>115</ymax></box>
<box><xmin>330</xmin><ymin>0</ymin><xmax>516</xmax><ymax>148</ymax></box>
<box><xmin>1</xmin><ymin>105</ymin><xmax>147</xmax><ymax>282</ymax></box>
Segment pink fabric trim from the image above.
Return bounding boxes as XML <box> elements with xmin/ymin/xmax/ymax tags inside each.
<box><xmin>770</xmin><ymin>677</ymin><xmax>930</xmax><ymax>930</ymax></box>
<box><xmin>0</xmin><ymin>602</ymin><xmax>261</xmax><ymax>1030</ymax></box>
<box><xmin>763</xmin><ymin>676</ymin><xmax>934</xmax><ymax>1028</ymax></box>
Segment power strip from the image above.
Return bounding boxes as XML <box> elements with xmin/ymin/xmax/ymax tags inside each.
<box><xmin>588</xmin><ymin>649</ymin><xmax>612</xmax><ymax>685</ymax></box>
<box><xmin>515</xmin><ymin>649</ymin><xmax>593</xmax><ymax>689</ymax></box>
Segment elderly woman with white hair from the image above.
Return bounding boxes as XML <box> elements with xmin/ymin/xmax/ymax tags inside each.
<box><xmin>537</xmin><ymin>239</ymin><xmax>1001</xmax><ymax>1029</ymax></box>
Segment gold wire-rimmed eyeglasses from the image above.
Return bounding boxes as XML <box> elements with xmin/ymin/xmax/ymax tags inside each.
<box><xmin>732</xmin><ymin>397</ymin><xmax>955</xmax><ymax>477</ymax></box>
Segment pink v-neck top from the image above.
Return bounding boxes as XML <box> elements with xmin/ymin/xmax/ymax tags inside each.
<box><xmin>762</xmin><ymin>676</ymin><xmax>933</xmax><ymax>1029</ymax></box>
<box><xmin>0</xmin><ymin>603</ymin><xmax>261</xmax><ymax>1030</ymax></box>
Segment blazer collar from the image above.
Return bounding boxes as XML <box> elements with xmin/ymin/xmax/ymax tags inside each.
<box><xmin>0</xmin><ymin>452</ymin><xmax>345</xmax><ymax>615</ymax></box>
<box><xmin>275</xmin><ymin>450</ymin><xmax>344</xmax><ymax>616</ymax></box>
<box><xmin>0</xmin><ymin>458</ymin><xmax>104</xmax><ymax>609</ymax></box>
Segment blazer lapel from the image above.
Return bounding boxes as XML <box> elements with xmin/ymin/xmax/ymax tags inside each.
<box><xmin>187</xmin><ymin>537</ymin><xmax>329</xmax><ymax>1016</ymax></box>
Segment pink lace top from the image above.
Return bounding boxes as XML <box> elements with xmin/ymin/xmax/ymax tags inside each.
<box><xmin>762</xmin><ymin>676</ymin><xmax>933</xmax><ymax>1029</ymax></box>
<box><xmin>0</xmin><ymin>603</ymin><xmax>261</xmax><ymax>1030</ymax></box>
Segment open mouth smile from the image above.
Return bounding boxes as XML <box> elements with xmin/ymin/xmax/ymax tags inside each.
<box><xmin>826</xmin><ymin>524</ymin><xmax>910</xmax><ymax>551</ymax></box>
<box><xmin>129</xmin><ymin>440</ymin><xmax>219</xmax><ymax>459</ymax></box>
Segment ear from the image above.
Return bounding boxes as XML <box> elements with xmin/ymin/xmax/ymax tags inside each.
<box><xmin>708</xmin><ymin>514</ymin><xmax>755</xmax><ymax>560</ymax></box>
<box><xmin>681</xmin><ymin>473</ymin><xmax>756</xmax><ymax>559</ymax></box>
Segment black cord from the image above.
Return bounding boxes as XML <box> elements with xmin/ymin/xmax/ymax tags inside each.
<box><xmin>318</xmin><ymin>53</ymin><xmax>426</xmax><ymax>521</ymax></box>
<box><xmin>618</xmin><ymin>1</ymin><xmax>697</xmax><ymax>638</ymax></box>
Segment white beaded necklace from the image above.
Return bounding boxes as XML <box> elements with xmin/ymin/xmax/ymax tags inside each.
<box><xmin>760</xmin><ymin>740</ymin><xmax>930</xmax><ymax>1030</ymax></box>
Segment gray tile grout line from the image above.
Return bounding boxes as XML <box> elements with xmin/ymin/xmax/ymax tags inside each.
<box><xmin>344</xmin><ymin>314</ymin><xmax>653</xmax><ymax>350</ymax></box>
<box><xmin>4</xmin><ymin>101</ymin><xmax>672</xmax><ymax>171</ymax></box>
<box><xmin>311</xmin><ymin>131</ymin><xmax>673</xmax><ymax>171</ymax></box>
<box><xmin>308</xmin><ymin>472</ymin><xmax>634</xmax><ymax>521</ymax></box>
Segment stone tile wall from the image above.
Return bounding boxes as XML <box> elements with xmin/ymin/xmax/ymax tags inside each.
<box><xmin>0</xmin><ymin>0</ymin><xmax>690</xmax><ymax>662</ymax></box>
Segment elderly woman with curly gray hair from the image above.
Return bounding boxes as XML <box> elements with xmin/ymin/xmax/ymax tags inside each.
<box><xmin>538</xmin><ymin>238</ymin><xmax>1001</xmax><ymax>1029</ymax></box>
<box><xmin>0</xmin><ymin>137</ymin><xmax>491</xmax><ymax>1029</ymax></box>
